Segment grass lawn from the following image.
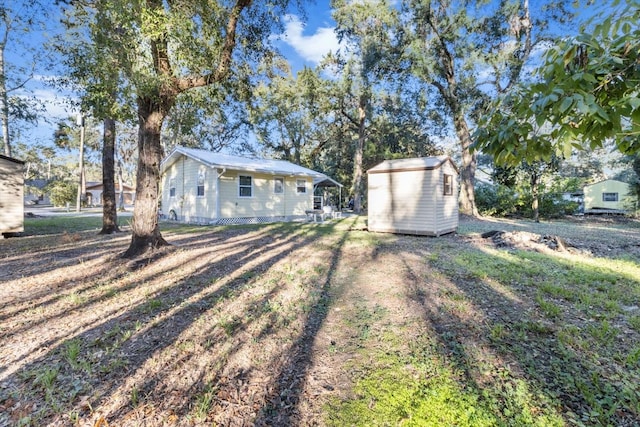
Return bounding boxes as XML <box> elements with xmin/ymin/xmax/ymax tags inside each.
<box><xmin>0</xmin><ymin>214</ymin><xmax>639</xmax><ymax>426</ymax></box>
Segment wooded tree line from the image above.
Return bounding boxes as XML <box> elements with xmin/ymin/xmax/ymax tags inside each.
<box><xmin>1</xmin><ymin>0</ymin><xmax>639</xmax><ymax>256</ymax></box>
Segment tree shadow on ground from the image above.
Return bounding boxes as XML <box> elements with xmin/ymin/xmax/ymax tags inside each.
<box><xmin>390</xmin><ymin>234</ymin><xmax>640</xmax><ymax>426</ymax></box>
<box><xmin>0</xmin><ymin>218</ymin><xmax>354</xmax><ymax>425</ymax></box>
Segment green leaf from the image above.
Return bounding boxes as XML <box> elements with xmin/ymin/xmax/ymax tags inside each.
<box><xmin>562</xmin><ymin>45</ymin><xmax>577</xmax><ymax>67</ymax></box>
<box><xmin>575</xmin><ymin>99</ymin><xmax>589</xmax><ymax>114</ymax></box>
<box><xmin>628</xmin><ymin>98</ymin><xmax>640</xmax><ymax>110</ymax></box>
<box><xmin>559</xmin><ymin>96</ymin><xmax>573</xmax><ymax>114</ymax></box>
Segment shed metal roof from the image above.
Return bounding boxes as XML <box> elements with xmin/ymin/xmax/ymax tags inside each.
<box><xmin>162</xmin><ymin>146</ymin><xmax>342</xmax><ymax>187</ymax></box>
<box><xmin>583</xmin><ymin>178</ymin><xmax>630</xmax><ymax>188</ymax></box>
<box><xmin>367</xmin><ymin>156</ymin><xmax>458</xmax><ymax>174</ymax></box>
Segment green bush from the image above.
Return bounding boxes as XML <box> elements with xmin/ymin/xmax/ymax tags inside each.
<box><xmin>475</xmin><ymin>183</ymin><xmax>520</xmax><ymax>217</ymax></box>
<box><xmin>475</xmin><ymin>183</ymin><xmax>579</xmax><ymax>219</ymax></box>
<box><xmin>45</xmin><ymin>180</ymin><xmax>76</xmax><ymax>207</ymax></box>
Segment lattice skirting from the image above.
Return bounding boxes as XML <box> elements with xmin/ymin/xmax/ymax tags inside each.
<box><xmin>164</xmin><ymin>215</ymin><xmax>307</xmax><ymax>225</ymax></box>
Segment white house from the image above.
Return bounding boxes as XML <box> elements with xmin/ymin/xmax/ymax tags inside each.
<box><xmin>0</xmin><ymin>154</ymin><xmax>25</xmax><ymax>235</ymax></box>
<box><xmin>367</xmin><ymin>156</ymin><xmax>459</xmax><ymax>236</ymax></box>
<box><xmin>160</xmin><ymin>146</ymin><xmax>342</xmax><ymax>224</ymax></box>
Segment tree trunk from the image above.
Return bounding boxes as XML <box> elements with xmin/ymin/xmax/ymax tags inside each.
<box><xmin>431</xmin><ymin>43</ymin><xmax>479</xmax><ymax>217</ymax></box>
<box><xmin>352</xmin><ymin>97</ymin><xmax>367</xmax><ymax>214</ymax></box>
<box><xmin>453</xmin><ymin>110</ymin><xmax>479</xmax><ymax>216</ymax></box>
<box><xmin>76</xmin><ymin>118</ymin><xmax>86</xmax><ymax>212</ymax></box>
<box><xmin>118</xmin><ymin>161</ymin><xmax>125</xmax><ymax>211</ymax></box>
<box><xmin>0</xmin><ymin>42</ymin><xmax>11</xmax><ymax>157</ymax></box>
<box><xmin>531</xmin><ymin>171</ymin><xmax>540</xmax><ymax>223</ymax></box>
<box><xmin>99</xmin><ymin>117</ymin><xmax>120</xmax><ymax>234</ymax></box>
<box><xmin>122</xmin><ymin>96</ymin><xmax>170</xmax><ymax>258</ymax></box>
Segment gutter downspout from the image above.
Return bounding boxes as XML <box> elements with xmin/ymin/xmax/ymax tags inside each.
<box><xmin>181</xmin><ymin>157</ymin><xmax>186</xmax><ymax>221</ymax></box>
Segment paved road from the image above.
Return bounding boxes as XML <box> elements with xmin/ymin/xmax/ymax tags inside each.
<box><xmin>24</xmin><ymin>205</ymin><xmax>134</xmax><ymax>217</ymax></box>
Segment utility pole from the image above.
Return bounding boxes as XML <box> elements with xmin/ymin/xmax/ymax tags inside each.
<box><xmin>76</xmin><ymin>113</ymin><xmax>85</xmax><ymax>212</ymax></box>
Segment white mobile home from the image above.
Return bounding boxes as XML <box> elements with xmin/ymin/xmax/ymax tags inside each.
<box><xmin>160</xmin><ymin>146</ymin><xmax>341</xmax><ymax>224</ymax></box>
<box><xmin>367</xmin><ymin>156</ymin><xmax>459</xmax><ymax>236</ymax></box>
<box><xmin>0</xmin><ymin>154</ymin><xmax>25</xmax><ymax>235</ymax></box>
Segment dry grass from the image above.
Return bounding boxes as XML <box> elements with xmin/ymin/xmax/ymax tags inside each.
<box><xmin>1</xmin><ymin>215</ymin><xmax>639</xmax><ymax>426</ymax></box>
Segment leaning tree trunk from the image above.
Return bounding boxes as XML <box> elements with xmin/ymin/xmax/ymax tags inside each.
<box><xmin>122</xmin><ymin>97</ymin><xmax>170</xmax><ymax>258</ymax></box>
<box><xmin>99</xmin><ymin>117</ymin><xmax>120</xmax><ymax>234</ymax></box>
<box><xmin>432</xmin><ymin>51</ymin><xmax>479</xmax><ymax>217</ymax></box>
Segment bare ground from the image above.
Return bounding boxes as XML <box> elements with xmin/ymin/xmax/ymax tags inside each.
<box><xmin>1</xmin><ymin>215</ymin><xmax>639</xmax><ymax>426</ymax></box>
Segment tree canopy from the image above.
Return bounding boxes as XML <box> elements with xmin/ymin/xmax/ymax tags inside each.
<box><xmin>58</xmin><ymin>0</ymin><xmax>301</xmax><ymax>257</ymax></box>
<box><xmin>475</xmin><ymin>0</ymin><xmax>640</xmax><ymax>166</ymax></box>
<box><xmin>402</xmin><ymin>0</ymin><xmax>576</xmax><ymax>215</ymax></box>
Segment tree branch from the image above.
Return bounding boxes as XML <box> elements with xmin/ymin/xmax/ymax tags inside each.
<box><xmin>176</xmin><ymin>0</ymin><xmax>252</xmax><ymax>92</ymax></box>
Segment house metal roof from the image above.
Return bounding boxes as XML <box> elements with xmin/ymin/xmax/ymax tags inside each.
<box><xmin>367</xmin><ymin>156</ymin><xmax>458</xmax><ymax>174</ymax></box>
<box><xmin>0</xmin><ymin>154</ymin><xmax>25</xmax><ymax>165</ymax></box>
<box><xmin>162</xmin><ymin>146</ymin><xmax>342</xmax><ymax>187</ymax></box>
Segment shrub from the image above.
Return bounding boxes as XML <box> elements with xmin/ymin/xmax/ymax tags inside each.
<box><xmin>475</xmin><ymin>183</ymin><xmax>519</xmax><ymax>217</ymax></box>
<box><xmin>476</xmin><ymin>182</ymin><xmax>579</xmax><ymax>219</ymax></box>
<box><xmin>45</xmin><ymin>180</ymin><xmax>76</xmax><ymax>207</ymax></box>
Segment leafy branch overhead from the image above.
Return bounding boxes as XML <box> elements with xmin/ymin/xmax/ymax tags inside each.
<box><xmin>475</xmin><ymin>0</ymin><xmax>640</xmax><ymax>166</ymax></box>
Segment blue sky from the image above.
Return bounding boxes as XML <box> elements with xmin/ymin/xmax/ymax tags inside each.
<box><xmin>5</xmin><ymin>0</ymin><xmax>340</xmax><ymax>148</ymax></box>
<box><xmin>4</xmin><ymin>0</ymin><xmax>612</xmax><ymax>153</ymax></box>
<box><xmin>276</xmin><ymin>2</ymin><xmax>342</xmax><ymax>67</ymax></box>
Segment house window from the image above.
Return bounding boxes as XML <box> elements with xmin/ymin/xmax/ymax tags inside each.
<box><xmin>197</xmin><ymin>172</ymin><xmax>205</xmax><ymax>197</ymax></box>
<box><xmin>239</xmin><ymin>175</ymin><xmax>253</xmax><ymax>197</ymax></box>
<box><xmin>602</xmin><ymin>192</ymin><xmax>618</xmax><ymax>202</ymax></box>
<box><xmin>443</xmin><ymin>174</ymin><xmax>453</xmax><ymax>195</ymax></box>
<box><xmin>296</xmin><ymin>179</ymin><xmax>307</xmax><ymax>194</ymax></box>
<box><xmin>274</xmin><ymin>177</ymin><xmax>284</xmax><ymax>194</ymax></box>
<box><xmin>169</xmin><ymin>179</ymin><xmax>176</xmax><ymax>198</ymax></box>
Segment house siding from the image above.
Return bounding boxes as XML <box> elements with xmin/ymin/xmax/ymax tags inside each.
<box><xmin>0</xmin><ymin>155</ymin><xmax>25</xmax><ymax>233</ymax></box>
<box><xmin>584</xmin><ymin>179</ymin><xmax>631</xmax><ymax>212</ymax></box>
<box><xmin>161</xmin><ymin>156</ymin><xmax>217</xmax><ymax>222</ymax></box>
<box><xmin>219</xmin><ymin>172</ymin><xmax>312</xmax><ymax>219</ymax></box>
<box><xmin>161</xmin><ymin>155</ymin><xmax>314</xmax><ymax>222</ymax></box>
<box><xmin>367</xmin><ymin>158</ymin><xmax>458</xmax><ymax>236</ymax></box>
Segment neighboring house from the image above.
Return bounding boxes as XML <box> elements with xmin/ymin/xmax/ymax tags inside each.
<box><xmin>367</xmin><ymin>156</ymin><xmax>459</xmax><ymax>236</ymax></box>
<box><xmin>24</xmin><ymin>179</ymin><xmax>52</xmax><ymax>205</ymax></box>
<box><xmin>561</xmin><ymin>190</ymin><xmax>585</xmax><ymax>214</ymax></box>
<box><xmin>160</xmin><ymin>146</ymin><xmax>342</xmax><ymax>224</ymax></box>
<box><xmin>85</xmin><ymin>181</ymin><xmax>136</xmax><ymax>206</ymax></box>
<box><xmin>583</xmin><ymin>179</ymin><xmax>632</xmax><ymax>213</ymax></box>
<box><xmin>0</xmin><ymin>154</ymin><xmax>25</xmax><ymax>235</ymax></box>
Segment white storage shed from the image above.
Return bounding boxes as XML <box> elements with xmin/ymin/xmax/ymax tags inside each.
<box><xmin>0</xmin><ymin>154</ymin><xmax>25</xmax><ymax>236</ymax></box>
<box><xmin>367</xmin><ymin>156</ymin><xmax>459</xmax><ymax>236</ymax></box>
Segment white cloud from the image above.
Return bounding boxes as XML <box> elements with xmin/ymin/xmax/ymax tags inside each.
<box><xmin>11</xmin><ymin>83</ymin><xmax>76</xmax><ymax>143</ymax></box>
<box><xmin>33</xmin><ymin>89</ymin><xmax>75</xmax><ymax>121</ymax></box>
<box><xmin>276</xmin><ymin>14</ymin><xmax>342</xmax><ymax>65</ymax></box>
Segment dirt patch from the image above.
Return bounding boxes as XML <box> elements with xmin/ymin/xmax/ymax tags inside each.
<box><xmin>461</xmin><ymin>215</ymin><xmax>640</xmax><ymax>258</ymax></box>
<box><xmin>480</xmin><ymin>230</ymin><xmax>574</xmax><ymax>253</ymax></box>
